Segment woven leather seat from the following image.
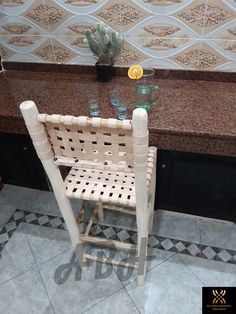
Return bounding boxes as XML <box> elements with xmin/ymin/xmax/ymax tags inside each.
<box><xmin>64</xmin><ymin>148</ymin><xmax>155</xmax><ymax>207</ymax></box>
<box><xmin>20</xmin><ymin>101</ymin><xmax>157</xmax><ymax>285</ymax></box>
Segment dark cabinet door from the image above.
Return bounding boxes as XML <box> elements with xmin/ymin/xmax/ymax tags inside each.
<box><xmin>156</xmin><ymin>150</ymin><xmax>236</xmax><ymax>222</ymax></box>
<box><xmin>0</xmin><ymin>133</ymin><xmax>50</xmax><ymax>190</ymax></box>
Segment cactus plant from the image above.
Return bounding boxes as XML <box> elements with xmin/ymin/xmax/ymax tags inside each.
<box><xmin>85</xmin><ymin>22</ymin><xmax>122</xmax><ymax>65</ymax></box>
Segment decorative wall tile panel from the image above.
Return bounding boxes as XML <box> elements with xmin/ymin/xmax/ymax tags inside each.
<box><xmin>124</xmin><ymin>16</ymin><xmax>195</xmax><ymax>38</ymax></box>
<box><xmin>53</xmin><ymin>0</ymin><xmax>107</xmax><ymax>16</ymax></box>
<box><xmin>69</xmin><ymin>54</ymin><xmax>96</xmax><ymax>65</ymax></box>
<box><xmin>221</xmin><ymin>40</ymin><xmax>236</xmax><ymax>53</ymax></box>
<box><xmin>127</xmin><ymin>36</ymin><xmax>192</xmax><ymax>60</ymax></box>
<box><xmin>140</xmin><ymin>57</ymin><xmax>181</xmax><ymax>69</ymax></box>
<box><xmin>33</xmin><ymin>39</ymin><xmax>56</xmax><ymax>62</ymax></box>
<box><xmin>53</xmin><ymin>34</ymin><xmax>92</xmax><ymax>59</ymax></box>
<box><xmin>0</xmin><ymin>41</ymin><xmax>14</xmax><ymax>58</ymax></box>
<box><xmin>124</xmin><ymin>17</ymin><xmax>193</xmax><ymax>58</ymax></box>
<box><xmin>172</xmin><ymin>43</ymin><xmax>226</xmax><ymax>70</ymax></box>
<box><xmin>115</xmin><ymin>40</ymin><xmax>148</xmax><ymax>66</ymax></box>
<box><xmin>0</xmin><ymin>16</ymin><xmax>47</xmax><ymax>36</ymax></box>
<box><xmin>43</xmin><ymin>0</ymin><xmax>71</xmax><ymax>32</ymax></box>
<box><xmin>63</xmin><ymin>0</ymin><xmax>99</xmax><ymax>6</ymax></box>
<box><xmin>66</xmin><ymin>23</ymin><xmax>96</xmax><ymax>38</ymax></box>
<box><xmin>95</xmin><ymin>1</ymin><xmax>149</xmax><ymax>32</ymax></box>
<box><xmin>7</xmin><ymin>52</ymin><xmax>43</xmax><ymax>62</ymax></box>
<box><xmin>2</xmin><ymin>23</ymin><xmax>31</xmax><ymax>34</ymax></box>
<box><xmin>202</xmin><ymin>0</ymin><xmax>235</xmax><ymax>34</ymax></box>
<box><xmin>207</xmin><ymin>22</ymin><xmax>236</xmax><ymax>41</ymax></box>
<box><xmin>139</xmin><ymin>36</ymin><xmax>189</xmax><ymax>51</ymax></box>
<box><xmin>134</xmin><ymin>0</ymin><xmax>190</xmax><ymax>15</ymax></box>
<box><xmin>93</xmin><ymin>0</ymin><xmax>122</xmax><ymax>32</ymax></box>
<box><xmin>1</xmin><ymin>34</ymin><xmax>42</xmax><ymax>47</ymax></box>
<box><xmin>124</xmin><ymin>14</ymin><xmax>198</xmax><ymax>62</ymax></box>
<box><xmin>22</xmin><ymin>0</ymin><xmax>49</xmax><ymax>31</ymax></box>
<box><xmin>143</xmin><ymin>25</ymin><xmax>182</xmax><ymax>37</ymax></box>
<box><xmin>0</xmin><ymin>0</ymin><xmax>26</xmax><ymax>7</ymax></box>
<box><xmin>142</xmin><ymin>0</ymin><xmax>183</xmax><ymax>5</ymax></box>
<box><xmin>196</xmin><ymin>44</ymin><xmax>226</xmax><ymax>70</ymax></box>
<box><xmin>52</xmin><ymin>15</ymin><xmax>97</xmax><ymax>52</ymax></box>
<box><xmin>217</xmin><ymin>61</ymin><xmax>236</xmax><ymax>72</ymax></box>
<box><xmin>174</xmin><ymin>0</ymin><xmax>207</xmax><ymax>34</ymax></box>
<box><xmin>171</xmin><ymin>43</ymin><xmax>201</xmax><ymax>70</ymax></box>
<box><xmin>56</xmin><ymin>34</ymin><xmax>89</xmax><ymax>49</ymax></box>
<box><xmin>51</xmin><ymin>38</ymin><xmax>78</xmax><ymax>63</ymax></box>
<box><xmin>0</xmin><ymin>0</ymin><xmax>235</xmax><ymax>71</ymax></box>
<box><xmin>209</xmin><ymin>39</ymin><xmax>236</xmax><ymax>59</ymax></box>
<box><xmin>227</xmin><ymin>27</ymin><xmax>236</xmax><ymax>36</ymax></box>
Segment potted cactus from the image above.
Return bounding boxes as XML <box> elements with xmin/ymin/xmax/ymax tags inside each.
<box><xmin>85</xmin><ymin>22</ymin><xmax>122</xmax><ymax>82</ymax></box>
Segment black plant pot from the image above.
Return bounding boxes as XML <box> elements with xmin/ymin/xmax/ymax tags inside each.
<box><xmin>95</xmin><ymin>62</ymin><xmax>113</xmax><ymax>83</ymax></box>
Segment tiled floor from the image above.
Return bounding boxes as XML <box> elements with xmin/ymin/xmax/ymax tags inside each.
<box><xmin>0</xmin><ymin>184</ymin><xmax>236</xmax><ymax>314</ymax></box>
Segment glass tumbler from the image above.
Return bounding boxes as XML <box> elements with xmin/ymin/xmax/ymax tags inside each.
<box><xmin>117</xmin><ymin>100</ymin><xmax>127</xmax><ymax>120</ymax></box>
<box><xmin>88</xmin><ymin>98</ymin><xmax>100</xmax><ymax>117</ymax></box>
<box><xmin>109</xmin><ymin>90</ymin><xmax>120</xmax><ymax>106</ymax></box>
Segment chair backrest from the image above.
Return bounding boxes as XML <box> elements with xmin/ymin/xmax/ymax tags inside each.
<box><xmin>37</xmin><ymin>114</ymin><xmax>136</xmax><ymax>172</ymax></box>
<box><xmin>20</xmin><ymin>101</ymin><xmax>149</xmax><ymax>175</ymax></box>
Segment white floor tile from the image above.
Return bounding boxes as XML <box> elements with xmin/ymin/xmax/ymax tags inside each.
<box><xmin>0</xmin><ymin>268</ymin><xmax>54</xmax><ymax>314</ymax></box>
<box><xmin>39</xmin><ymin>249</ymin><xmax>123</xmax><ymax>314</ymax></box>
<box><xmin>179</xmin><ymin>254</ymin><xmax>236</xmax><ymax>286</ymax></box>
<box><xmin>126</xmin><ymin>254</ymin><xmax>203</xmax><ymax>314</ymax></box>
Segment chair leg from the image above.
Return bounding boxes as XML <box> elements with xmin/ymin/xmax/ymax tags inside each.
<box><xmin>148</xmin><ymin>193</ymin><xmax>155</xmax><ymax>233</ymax></box>
<box><xmin>19</xmin><ymin>101</ymin><xmax>83</xmax><ymax>264</ymax></box>
<box><xmin>132</xmin><ymin>107</ymin><xmax>150</xmax><ymax>285</ymax></box>
<box><xmin>148</xmin><ymin>147</ymin><xmax>157</xmax><ymax>233</ymax></box>
<box><xmin>97</xmin><ymin>201</ymin><xmax>104</xmax><ymax>222</ymax></box>
<box><xmin>137</xmin><ymin>149</ymin><xmax>157</xmax><ymax>281</ymax></box>
<box><xmin>42</xmin><ymin>160</ymin><xmax>82</xmax><ymax>248</ymax></box>
<box><xmin>137</xmin><ymin>210</ymin><xmax>149</xmax><ymax>286</ymax></box>
<box><xmin>136</xmin><ymin>179</ymin><xmax>149</xmax><ymax>285</ymax></box>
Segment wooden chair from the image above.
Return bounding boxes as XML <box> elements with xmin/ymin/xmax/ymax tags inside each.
<box><xmin>20</xmin><ymin>101</ymin><xmax>157</xmax><ymax>285</ymax></box>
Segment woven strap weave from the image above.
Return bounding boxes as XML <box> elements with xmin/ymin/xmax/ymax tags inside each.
<box><xmin>64</xmin><ymin>149</ymin><xmax>155</xmax><ymax>207</ymax></box>
<box><xmin>38</xmin><ymin>114</ymin><xmax>133</xmax><ymax>170</ymax></box>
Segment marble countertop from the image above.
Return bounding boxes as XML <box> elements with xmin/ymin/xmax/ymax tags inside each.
<box><xmin>0</xmin><ymin>65</ymin><xmax>236</xmax><ymax>157</ymax></box>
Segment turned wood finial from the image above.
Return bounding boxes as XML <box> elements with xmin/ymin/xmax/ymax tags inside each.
<box><xmin>132</xmin><ymin>108</ymin><xmax>148</xmax><ymax>137</ymax></box>
<box><xmin>20</xmin><ymin>100</ymin><xmax>38</xmax><ymax>124</ymax></box>
<box><xmin>20</xmin><ymin>101</ymin><xmax>53</xmax><ymax>160</ymax></box>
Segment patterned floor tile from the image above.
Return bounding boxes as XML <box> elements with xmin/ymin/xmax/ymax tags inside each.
<box><xmin>1</xmin><ymin>208</ymin><xmax>236</xmax><ymax>268</ymax></box>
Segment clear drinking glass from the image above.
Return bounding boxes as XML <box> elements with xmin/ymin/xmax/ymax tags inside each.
<box><xmin>135</xmin><ymin>68</ymin><xmax>160</xmax><ymax>111</ymax></box>
<box><xmin>109</xmin><ymin>90</ymin><xmax>120</xmax><ymax>106</ymax></box>
<box><xmin>88</xmin><ymin>98</ymin><xmax>100</xmax><ymax>117</ymax></box>
<box><xmin>117</xmin><ymin>100</ymin><xmax>127</xmax><ymax>120</ymax></box>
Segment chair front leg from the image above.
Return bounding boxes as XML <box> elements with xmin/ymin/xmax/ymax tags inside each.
<box><xmin>148</xmin><ymin>147</ymin><xmax>157</xmax><ymax>233</ymax></box>
<box><xmin>135</xmin><ymin>170</ymin><xmax>149</xmax><ymax>285</ymax></box>
<box><xmin>148</xmin><ymin>192</ymin><xmax>154</xmax><ymax>233</ymax></box>
<box><xmin>19</xmin><ymin>101</ymin><xmax>81</xmax><ymax>251</ymax></box>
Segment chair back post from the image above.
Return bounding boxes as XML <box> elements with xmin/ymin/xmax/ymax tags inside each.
<box><xmin>132</xmin><ymin>108</ymin><xmax>149</xmax><ymax>214</ymax></box>
<box><xmin>132</xmin><ymin>108</ymin><xmax>149</xmax><ymax>285</ymax></box>
<box><xmin>20</xmin><ymin>101</ymin><xmax>54</xmax><ymax>161</ymax></box>
<box><xmin>20</xmin><ymin>101</ymin><xmax>81</xmax><ymax>249</ymax></box>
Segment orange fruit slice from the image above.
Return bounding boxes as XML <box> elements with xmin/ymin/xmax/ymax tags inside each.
<box><xmin>128</xmin><ymin>65</ymin><xmax>143</xmax><ymax>80</ymax></box>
